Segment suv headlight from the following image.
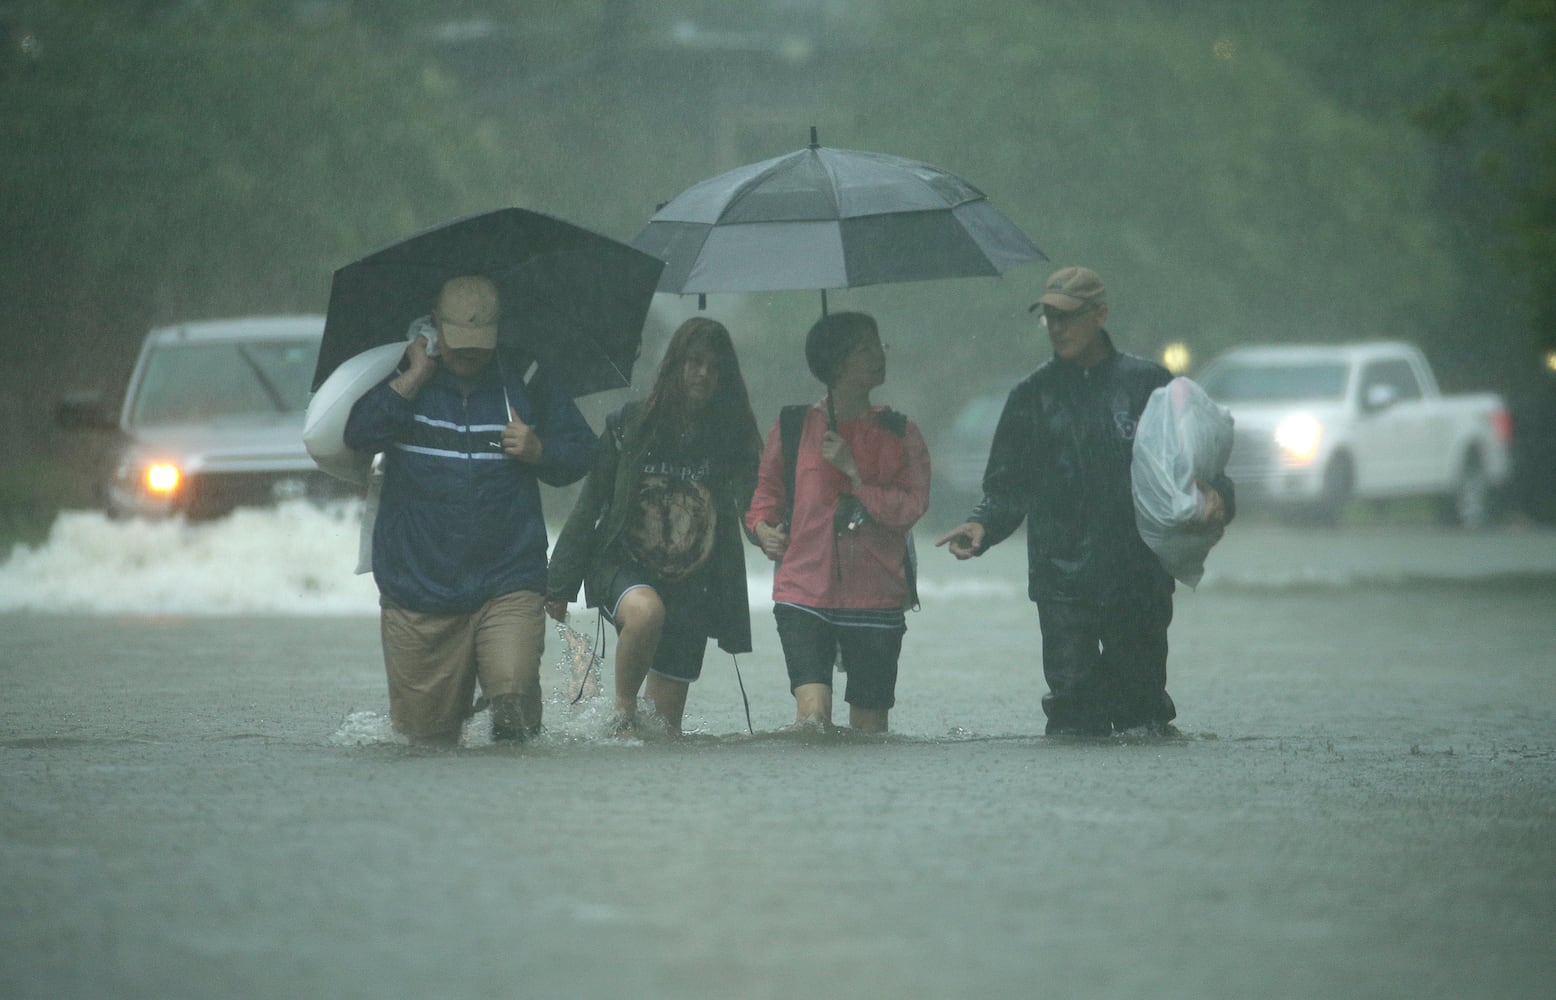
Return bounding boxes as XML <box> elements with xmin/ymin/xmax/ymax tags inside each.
<box><xmin>145</xmin><ymin>463</ymin><xmax>181</xmax><ymax>494</ymax></box>
<box><xmin>117</xmin><ymin>459</ymin><xmax>183</xmax><ymax>497</ymax></box>
<box><xmin>1275</xmin><ymin>413</ymin><xmax>1323</xmax><ymax>465</ymax></box>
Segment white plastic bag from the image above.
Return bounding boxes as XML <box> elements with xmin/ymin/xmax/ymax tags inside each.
<box><xmin>305</xmin><ymin>318</ymin><xmax>432</xmax><ymax>574</ymax></box>
<box><xmin>1131</xmin><ymin>376</ymin><xmax>1233</xmax><ymax>587</ymax></box>
<box><xmin>305</xmin><ymin>316</ymin><xmax>434</xmax><ymax>486</ymax></box>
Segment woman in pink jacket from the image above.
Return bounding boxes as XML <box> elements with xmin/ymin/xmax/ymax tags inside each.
<box><xmin>745</xmin><ymin>312</ymin><xmax>931</xmax><ymax>733</ymax></box>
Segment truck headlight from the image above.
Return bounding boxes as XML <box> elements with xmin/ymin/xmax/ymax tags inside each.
<box><xmin>1275</xmin><ymin>413</ymin><xmax>1323</xmax><ymax>465</ymax></box>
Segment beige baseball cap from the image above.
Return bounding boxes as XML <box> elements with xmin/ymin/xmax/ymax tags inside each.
<box><xmin>1030</xmin><ymin>266</ymin><xmax>1106</xmax><ymax>312</ymax></box>
<box><xmin>434</xmin><ymin>275</ymin><xmax>500</xmax><ymax>350</ymax></box>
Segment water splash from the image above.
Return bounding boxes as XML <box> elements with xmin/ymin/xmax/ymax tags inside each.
<box><xmin>327</xmin><ymin>620</ymin><xmax>685</xmax><ymax>748</ymax></box>
<box><xmin>0</xmin><ymin>502</ymin><xmax>377</xmax><ymax>615</ymax></box>
<box><xmin>555</xmin><ymin>619</ymin><xmax>603</xmax><ymax>703</ymax></box>
<box><xmin>329</xmin><ymin>710</ymin><xmax>404</xmax><ymax>747</ymax></box>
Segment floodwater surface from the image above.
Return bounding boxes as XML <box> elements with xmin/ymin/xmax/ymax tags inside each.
<box><xmin>2</xmin><ymin>505</ymin><xmax>1553</xmax><ymax>998</ymax></box>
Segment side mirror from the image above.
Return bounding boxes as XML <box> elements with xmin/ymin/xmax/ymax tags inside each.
<box><xmin>1363</xmin><ymin>383</ymin><xmax>1398</xmax><ymax>413</ymax></box>
<box><xmin>56</xmin><ymin>390</ymin><xmax>117</xmax><ymax>431</ymax></box>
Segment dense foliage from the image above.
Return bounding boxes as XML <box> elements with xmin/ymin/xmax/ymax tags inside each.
<box><xmin>1413</xmin><ymin>0</ymin><xmax>1556</xmax><ymax>344</ymax></box>
<box><xmin>1</xmin><ymin>0</ymin><xmax>1549</xmax><ymax>522</ymax></box>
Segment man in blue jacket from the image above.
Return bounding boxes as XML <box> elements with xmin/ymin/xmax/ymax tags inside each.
<box><xmin>936</xmin><ymin>267</ymin><xmax>1232</xmax><ymax>737</ymax></box>
<box><xmin>345</xmin><ymin>275</ymin><xmax>595</xmax><ymax>743</ymax></box>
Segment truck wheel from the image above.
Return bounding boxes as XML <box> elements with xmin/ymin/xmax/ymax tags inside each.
<box><xmin>1314</xmin><ymin>454</ymin><xmax>1353</xmax><ymax>527</ymax></box>
<box><xmin>1440</xmin><ymin>453</ymin><xmax>1496</xmax><ymax>529</ymax></box>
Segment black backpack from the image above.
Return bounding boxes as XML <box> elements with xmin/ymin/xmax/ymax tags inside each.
<box><xmin>778</xmin><ymin>404</ymin><xmax>919</xmax><ymax>611</ymax></box>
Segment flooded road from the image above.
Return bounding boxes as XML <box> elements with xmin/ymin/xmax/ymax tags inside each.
<box><xmin>2</xmin><ymin>511</ymin><xmax>1553</xmax><ymax>998</ymax></box>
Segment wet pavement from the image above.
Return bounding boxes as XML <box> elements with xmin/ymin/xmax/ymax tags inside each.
<box><xmin>2</xmin><ymin>519</ymin><xmax>1553</xmax><ymax>998</ymax></box>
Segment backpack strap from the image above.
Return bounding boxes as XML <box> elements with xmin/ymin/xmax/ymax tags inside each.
<box><xmin>874</xmin><ymin>408</ymin><xmax>919</xmax><ymax>611</ymax></box>
<box><xmin>606</xmin><ymin>400</ymin><xmax>648</xmax><ymax>454</ymax></box>
<box><xmin>876</xmin><ymin>408</ymin><xmax>908</xmax><ymax>437</ymax></box>
<box><xmin>778</xmin><ymin>404</ymin><xmax>808</xmax><ymax>528</ymax></box>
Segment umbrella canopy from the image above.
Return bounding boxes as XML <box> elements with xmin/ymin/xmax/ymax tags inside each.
<box><xmin>633</xmin><ymin>134</ymin><xmax>1046</xmax><ymax>298</ymax></box>
<box><xmin>315</xmin><ymin>207</ymin><xmax>665</xmax><ymax>396</ymax></box>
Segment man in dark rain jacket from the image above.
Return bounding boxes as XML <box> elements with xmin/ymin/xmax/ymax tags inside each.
<box><xmin>344</xmin><ymin>275</ymin><xmax>595</xmax><ymax>744</ymax></box>
<box><xmin>936</xmin><ymin>267</ymin><xmax>1233</xmax><ymax>736</ymax></box>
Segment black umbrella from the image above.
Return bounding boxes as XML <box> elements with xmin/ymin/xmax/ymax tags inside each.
<box><xmin>632</xmin><ymin>128</ymin><xmax>1046</xmax><ymax>311</ymax></box>
<box><xmin>314</xmin><ymin>207</ymin><xmax>665</xmax><ymax>396</ymax></box>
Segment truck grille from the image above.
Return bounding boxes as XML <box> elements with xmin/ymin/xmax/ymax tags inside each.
<box><xmin>181</xmin><ymin>470</ymin><xmax>359</xmax><ymax>518</ymax></box>
<box><xmin>1226</xmin><ymin>428</ymin><xmax>1277</xmax><ymax>482</ymax></box>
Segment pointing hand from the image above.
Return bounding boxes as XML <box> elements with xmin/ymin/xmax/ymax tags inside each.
<box><xmin>934</xmin><ymin>521</ymin><xmax>985</xmax><ymax>560</ymax></box>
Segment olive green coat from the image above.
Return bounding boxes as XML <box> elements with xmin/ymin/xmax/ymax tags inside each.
<box><xmin>546</xmin><ymin>401</ymin><xmax>759</xmax><ymax>654</ymax></box>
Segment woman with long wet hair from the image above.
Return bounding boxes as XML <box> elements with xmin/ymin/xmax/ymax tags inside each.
<box><xmin>546</xmin><ymin>317</ymin><xmax>761</xmax><ymax>734</ymax></box>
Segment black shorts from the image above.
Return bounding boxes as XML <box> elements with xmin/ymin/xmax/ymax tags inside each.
<box><xmin>599</xmin><ymin>563</ymin><xmax>710</xmax><ymax>684</ymax></box>
<box><xmin>773</xmin><ymin>603</ymin><xmax>904</xmax><ymax>711</ymax></box>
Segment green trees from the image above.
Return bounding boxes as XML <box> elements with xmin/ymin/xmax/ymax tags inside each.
<box><xmin>788</xmin><ymin>3</ymin><xmax>1460</xmax><ymax>423</ymax></box>
<box><xmin>0</xmin><ymin>0</ymin><xmax>1544</xmax><ymax>524</ymax></box>
<box><xmin>1414</xmin><ymin>0</ymin><xmax>1556</xmax><ymax>358</ymax></box>
<box><xmin>1</xmin><ymin>2</ymin><xmax>521</xmax><ymax>387</ymax></box>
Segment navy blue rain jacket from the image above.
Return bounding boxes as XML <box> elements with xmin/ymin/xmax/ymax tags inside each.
<box><xmin>971</xmin><ymin>333</ymin><xmax>1235</xmax><ymax>603</ymax></box>
<box><xmin>343</xmin><ymin>359</ymin><xmax>596</xmax><ymax>614</ymax></box>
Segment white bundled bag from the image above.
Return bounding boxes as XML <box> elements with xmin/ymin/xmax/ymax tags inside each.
<box><xmin>1131</xmin><ymin>376</ymin><xmax>1233</xmax><ymax>587</ymax></box>
<box><xmin>304</xmin><ymin>317</ymin><xmax>438</xmax><ymax>486</ymax></box>
<box><xmin>303</xmin><ymin>318</ymin><xmax>439</xmax><ymax>574</ymax></box>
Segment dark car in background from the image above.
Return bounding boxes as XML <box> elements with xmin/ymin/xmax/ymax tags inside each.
<box><xmin>930</xmin><ymin>382</ymin><xmax>1018</xmax><ymax>514</ymax></box>
<box><xmin>1510</xmin><ymin>362</ymin><xmax>1556</xmax><ymax>525</ymax></box>
<box><xmin>57</xmin><ymin>315</ymin><xmax>358</xmax><ymax>519</ymax></box>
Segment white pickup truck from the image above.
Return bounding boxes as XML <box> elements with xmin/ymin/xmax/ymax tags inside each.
<box><xmin>1196</xmin><ymin>341</ymin><xmax>1513</xmax><ymax>527</ymax></box>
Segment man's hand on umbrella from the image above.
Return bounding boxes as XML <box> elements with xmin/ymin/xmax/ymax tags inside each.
<box><xmin>544</xmin><ymin>599</ymin><xmax>569</xmax><ymax>622</ymax></box>
<box><xmin>935</xmin><ymin>522</ymin><xmax>985</xmax><ymax>560</ymax></box>
<box><xmin>503</xmin><ymin>407</ymin><xmax>543</xmax><ymax>464</ymax></box>
<box><xmin>753</xmin><ymin>521</ymin><xmax>789</xmax><ymax>562</ymax></box>
<box><xmin>390</xmin><ymin>335</ymin><xmax>438</xmax><ymax>399</ymax></box>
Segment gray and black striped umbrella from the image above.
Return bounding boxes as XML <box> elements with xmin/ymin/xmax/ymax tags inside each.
<box><xmin>633</xmin><ymin>129</ymin><xmax>1045</xmax><ymax>311</ymax></box>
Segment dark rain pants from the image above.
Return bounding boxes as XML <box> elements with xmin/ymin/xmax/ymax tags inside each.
<box><xmin>1035</xmin><ymin>588</ymin><xmax>1176</xmax><ymax>735</ymax></box>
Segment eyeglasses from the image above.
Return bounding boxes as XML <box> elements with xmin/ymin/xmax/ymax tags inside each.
<box><xmin>1039</xmin><ymin>304</ymin><xmax>1097</xmax><ymax>329</ymax></box>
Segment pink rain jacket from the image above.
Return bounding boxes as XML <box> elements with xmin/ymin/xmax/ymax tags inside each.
<box><xmin>746</xmin><ymin>402</ymin><xmax>930</xmax><ymax>610</ymax></box>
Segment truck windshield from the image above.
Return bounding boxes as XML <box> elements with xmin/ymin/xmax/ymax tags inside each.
<box><xmin>1199</xmin><ymin>362</ymin><xmax>1348</xmax><ymax>403</ymax></box>
<box><xmin>129</xmin><ymin>339</ymin><xmax>318</xmax><ymax>426</ymax></box>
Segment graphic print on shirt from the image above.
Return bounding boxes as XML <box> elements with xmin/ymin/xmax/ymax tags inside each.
<box><xmin>623</xmin><ymin>453</ymin><xmax>717</xmax><ymax>580</ymax></box>
<box><xmin>1113</xmin><ymin>410</ymin><xmax>1139</xmax><ymax>442</ymax></box>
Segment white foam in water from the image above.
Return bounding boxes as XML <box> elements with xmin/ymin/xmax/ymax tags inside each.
<box><xmin>330</xmin><ymin>709</ymin><xmax>404</xmax><ymax>747</ymax></box>
<box><xmin>0</xmin><ymin>501</ymin><xmax>379</xmax><ymax>615</ymax></box>
<box><xmin>0</xmin><ymin>505</ymin><xmax>1026</xmax><ymax>617</ymax></box>
<box><xmin>327</xmin><ymin>687</ymin><xmax>658</xmax><ymax>748</ymax></box>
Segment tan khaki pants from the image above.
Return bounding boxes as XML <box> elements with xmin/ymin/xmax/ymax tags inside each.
<box><xmin>380</xmin><ymin>589</ymin><xmax>545</xmax><ymax>740</ymax></box>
